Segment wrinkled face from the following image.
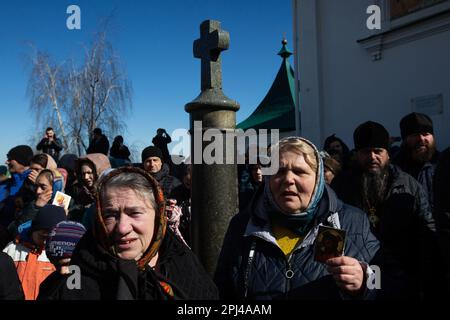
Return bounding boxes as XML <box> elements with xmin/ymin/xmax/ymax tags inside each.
<box><xmin>36</xmin><ymin>175</ymin><xmax>52</xmax><ymax>197</ymax></box>
<box><xmin>406</xmin><ymin>133</ymin><xmax>436</xmax><ymax>163</ymax></box>
<box><xmin>6</xmin><ymin>159</ymin><xmax>26</xmax><ymax>174</ymax></box>
<box><xmin>144</xmin><ymin>157</ymin><xmax>162</xmax><ymax>174</ymax></box>
<box><xmin>81</xmin><ymin>164</ymin><xmax>95</xmax><ymax>187</ymax></box>
<box><xmin>269</xmin><ymin>151</ymin><xmax>316</xmax><ymax>214</ymax></box>
<box><xmin>328</xmin><ymin>141</ymin><xmax>343</xmax><ymax>155</ymax></box>
<box><xmin>356</xmin><ymin>148</ymin><xmax>390</xmax><ymax>173</ymax></box>
<box><xmin>32</xmin><ymin>229</ymin><xmax>49</xmax><ymax>247</ymax></box>
<box><xmin>102</xmin><ymin>187</ymin><xmax>156</xmax><ymax>261</ymax></box>
<box><xmin>251</xmin><ymin>165</ymin><xmax>263</xmax><ymax>183</ymax></box>
<box><xmin>46</xmin><ymin>130</ymin><xmax>54</xmax><ymax>139</ymax></box>
<box><xmin>324</xmin><ymin>168</ymin><xmax>335</xmax><ymax>185</ymax></box>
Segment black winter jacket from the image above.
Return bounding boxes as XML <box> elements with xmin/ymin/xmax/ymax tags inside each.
<box><xmin>87</xmin><ymin>135</ymin><xmax>110</xmax><ymax>156</ymax></box>
<box><xmin>434</xmin><ymin>147</ymin><xmax>450</xmax><ymax>293</ymax></box>
<box><xmin>44</xmin><ymin>229</ymin><xmax>218</xmax><ymax>300</ymax></box>
<box><xmin>0</xmin><ymin>252</ymin><xmax>24</xmax><ymax>300</ymax></box>
<box><xmin>151</xmin><ymin>164</ymin><xmax>182</xmax><ymax>200</ymax></box>
<box><xmin>36</xmin><ymin>137</ymin><xmax>63</xmax><ymax>161</ymax></box>
<box><xmin>110</xmin><ymin>144</ymin><xmax>131</xmax><ymax>161</ymax></box>
<box><xmin>394</xmin><ymin>147</ymin><xmax>439</xmax><ymax>208</ymax></box>
<box><xmin>214</xmin><ymin>185</ymin><xmax>380</xmax><ymax>300</ymax></box>
<box><xmin>37</xmin><ymin>271</ymin><xmax>69</xmax><ymax>300</ymax></box>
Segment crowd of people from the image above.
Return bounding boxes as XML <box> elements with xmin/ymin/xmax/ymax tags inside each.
<box><xmin>234</xmin><ymin>112</ymin><xmax>448</xmax><ymax>300</ymax></box>
<box><xmin>0</xmin><ymin>113</ymin><xmax>449</xmax><ymax>300</ymax></box>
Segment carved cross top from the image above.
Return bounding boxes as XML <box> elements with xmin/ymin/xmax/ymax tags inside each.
<box><xmin>193</xmin><ymin>20</ymin><xmax>230</xmax><ymax>91</ymax></box>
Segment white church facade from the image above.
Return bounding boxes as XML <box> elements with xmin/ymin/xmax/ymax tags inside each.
<box><xmin>293</xmin><ymin>0</ymin><xmax>450</xmax><ymax>150</ymax></box>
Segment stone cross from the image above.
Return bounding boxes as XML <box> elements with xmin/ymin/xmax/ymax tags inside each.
<box><xmin>193</xmin><ymin>20</ymin><xmax>230</xmax><ymax>91</ymax></box>
<box><xmin>186</xmin><ymin>20</ymin><xmax>239</xmax><ymax>275</ymax></box>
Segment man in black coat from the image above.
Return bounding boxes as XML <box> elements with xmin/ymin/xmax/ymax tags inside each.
<box><xmin>393</xmin><ymin>113</ymin><xmax>439</xmax><ymax>207</ymax></box>
<box><xmin>332</xmin><ymin>121</ymin><xmax>438</xmax><ymax>300</ymax></box>
<box><xmin>86</xmin><ymin>128</ymin><xmax>110</xmax><ymax>156</ymax></box>
<box><xmin>36</xmin><ymin>127</ymin><xmax>63</xmax><ymax>162</ymax></box>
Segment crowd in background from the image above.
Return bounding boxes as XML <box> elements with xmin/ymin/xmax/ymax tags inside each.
<box><xmin>0</xmin><ymin>112</ymin><xmax>449</xmax><ymax>300</ymax></box>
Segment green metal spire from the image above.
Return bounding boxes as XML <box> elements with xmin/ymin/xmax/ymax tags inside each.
<box><xmin>277</xmin><ymin>38</ymin><xmax>292</xmax><ymax>59</ymax></box>
<box><xmin>237</xmin><ymin>38</ymin><xmax>296</xmax><ymax>132</ymax></box>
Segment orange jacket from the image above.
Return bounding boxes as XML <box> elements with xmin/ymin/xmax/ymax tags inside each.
<box><xmin>3</xmin><ymin>241</ymin><xmax>55</xmax><ymax>300</ymax></box>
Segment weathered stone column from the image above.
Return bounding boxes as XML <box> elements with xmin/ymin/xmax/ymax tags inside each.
<box><xmin>185</xmin><ymin>20</ymin><xmax>240</xmax><ymax>275</ymax></box>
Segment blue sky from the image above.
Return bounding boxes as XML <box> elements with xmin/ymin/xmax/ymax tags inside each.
<box><xmin>0</xmin><ymin>0</ymin><xmax>293</xmax><ymax>163</ymax></box>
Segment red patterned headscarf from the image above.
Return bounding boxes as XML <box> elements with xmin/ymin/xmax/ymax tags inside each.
<box><xmin>93</xmin><ymin>167</ymin><xmax>167</xmax><ymax>270</ymax></box>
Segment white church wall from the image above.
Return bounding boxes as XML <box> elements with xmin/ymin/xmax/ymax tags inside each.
<box><xmin>294</xmin><ymin>0</ymin><xmax>450</xmax><ymax>150</ymax></box>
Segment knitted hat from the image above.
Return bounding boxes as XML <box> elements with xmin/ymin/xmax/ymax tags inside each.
<box><xmin>30</xmin><ymin>205</ymin><xmax>67</xmax><ymax>233</ymax></box>
<box><xmin>141</xmin><ymin>146</ymin><xmax>163</xmax><ymax>163</ymax></box>
<box><xmin>7</xmin><ymin>145</ymin><xmax>33</xmax><ymax>166</ymax></box>
<box><xmin>400</xmin><ymin>112</ymin><xmax>434</xmax><ymax>139</ymax></box>
<box><xmin>353</xmin><ymin>121</ymin><xmax>390</xmax><ymax>150</ymax></box>
<box><xmin>45</xmin><ymin>221</ymin><xmax>86</xmax><ymax>260</ymax></box>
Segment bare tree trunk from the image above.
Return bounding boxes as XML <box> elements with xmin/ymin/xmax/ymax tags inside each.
<box><xmin>89</xmin><ymin>83</ymin><xmax>97</xmax><ymax>135</ymax></box>
<box><xmin>51</xmin><ymin>98</ymin><xmax>70</xmax><ymax>150</ymax></box>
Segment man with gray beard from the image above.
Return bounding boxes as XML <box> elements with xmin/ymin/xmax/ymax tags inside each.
<box><xmin>332</xmin><ymin>121</ymin><xmax>437</xmax><ymax>300</ymax></box>
<box><xmin>394</xmin><ymin>113</ymin><xmax>439</xmax><ymax>208</ymax></box>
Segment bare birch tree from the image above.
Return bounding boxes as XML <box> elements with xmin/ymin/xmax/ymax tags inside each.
<box><xmin>26</xmin><ymin>47</ymin><xmax>71</xmax><ymax>149</ymax></box>
<box><xmin>78</xmin><ymin>31</ymin><xmax>132</xmax><ymax>151</ymax></box>
<box><xmin>25</xmin><ymin>29</ymin><xmax>132</xmax><ymax>156</ymax></box>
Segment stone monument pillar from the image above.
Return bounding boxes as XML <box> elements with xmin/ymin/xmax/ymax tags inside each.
<box><xmin>185</xmin><ymin>20</ymin><xmax>240</xmax><ymax>275</ymax></box>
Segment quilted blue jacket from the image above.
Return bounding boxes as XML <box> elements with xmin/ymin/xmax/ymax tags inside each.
<box><xmin>214</xmin><ymin>185</ymin><xmax>380</xmax><ymax>300</ymax></box>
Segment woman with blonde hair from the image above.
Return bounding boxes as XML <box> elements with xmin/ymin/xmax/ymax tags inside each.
<box><xmin>215</xmin><ymin>137</ymin><xmax>380</xmax><ymax>300</ymax></box>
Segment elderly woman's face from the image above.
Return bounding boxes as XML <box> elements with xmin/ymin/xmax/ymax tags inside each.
<box><xmin>269</xmin><ymin>151</ymin><xmax>316</xmax><ymax>213</ymax></box>
<box><xmin>102</xmin><ymin>187</ymin><xmax>155</xmax><ymax>261</ymax></box>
